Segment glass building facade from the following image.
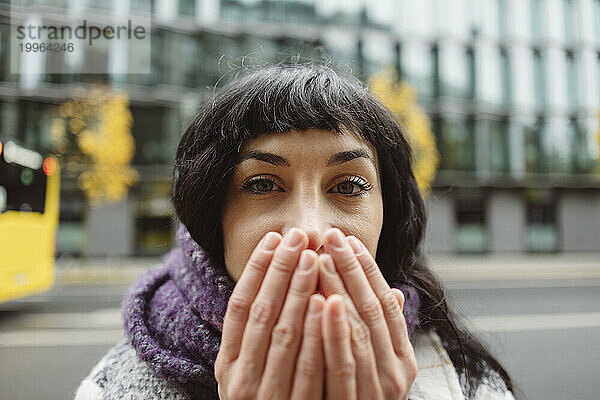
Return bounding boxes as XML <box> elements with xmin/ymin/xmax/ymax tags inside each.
<box><xmin>0</xmin><ymin>0</ymin><xmax>599</xmax><ymax>255</ymax></box>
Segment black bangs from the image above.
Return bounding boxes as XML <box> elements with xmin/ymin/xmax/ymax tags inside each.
<box><xmin>207</xmin><ymin>63</ymin><xmax>373</xmax><ymax>143</ymax></box>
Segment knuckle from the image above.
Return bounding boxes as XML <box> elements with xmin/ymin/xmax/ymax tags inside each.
<box><xmin>357</xmin><ymin>298</ymin><xmax>384</xmax><ymax>325</ymax></box>
<box><xmin>246</xmin><ymin>257</ymin><xmax>266</xmax><ymax>274</ymax></box>
<box><xmin>227</xmin><ymin>373</ymin><xmax>254</xmax><ymax>400</ymax></box>
<box><xmin>382</xmin><ymin>291</ymin><xmax>400</xmax><ymax>314</ymax></box>
<box><xmin>214</xmin><ymin>356</ymin><xmax>225</xmax><ymax>383</ymax></box>
<box><xmin>269</xmin><ymin>257</ymin><xmax>294</xmax><ymax>275</ymax></box>
<box><xmin>362</xmin><ymin>259</ymin><xmax>379</xmax><ymax>275</ymax></box>
<box><xmin>287</xmin><ymin>280</ymin><xmax>312</xmax><ymax>299</ymax></box>
<box><xmin>337</xmin><ymin>259</ymin><xmax>355</xmax><ymax>274</ymax></box>
<box><xmin>385</xmin><ymin>375</ymin><xmax>406</xmax><ymax>399</ymax></box>
<box><xmin>350</xmin><ymin>319</ymin><xmax>371</xmax><ymax>350</ymax></box>
<box><xmin>295</xmin><ymin>356</ymin><xmax>321</xmax><ymax>380</ymax></box>
<box><xmin>249</xmin><ymin>299</ymin><xmax>275</xmax><ymax>327</ymax></box>
<box><xmin>330</xmin><ymin>359</ymin><xmax>356</xmax><ymax>379</ymax></box>
<box><xmin>226</xmin><ymin>294</ymin><xmax>249</xmax><ymax>320</ymax></box>
<box><xmin>407</xmin><ymin>357</ymin><xmax>419</xmax><ymax>382</ymax></box>
<box><xmin>271</xmin><ymin>322</ymin><xmax>299</xmax><ymax>349</ymax></box>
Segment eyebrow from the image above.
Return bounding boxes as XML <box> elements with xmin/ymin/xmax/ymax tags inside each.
<box><xmin>236</xmin><ymin>148</ymin><xmax>377</xmax><ymax>170</ymax></box>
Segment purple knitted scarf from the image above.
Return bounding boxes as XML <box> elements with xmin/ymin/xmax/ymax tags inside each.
<box><xmin>122</xmin><ymin>223</ymin><xmax>421</xmax><ymax>398</ymax></box>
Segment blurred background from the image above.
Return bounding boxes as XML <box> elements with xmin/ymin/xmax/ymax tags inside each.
<box><xmin>0</xmin><ymin>0</ymin><xmax>599</xmax><ymax>399</ymax></box>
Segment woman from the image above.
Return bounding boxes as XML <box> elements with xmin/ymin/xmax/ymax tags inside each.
<box><xmin>75</xmin><ymin>63</ymin><xmax>521</xmax><ymax>400</ymax></box>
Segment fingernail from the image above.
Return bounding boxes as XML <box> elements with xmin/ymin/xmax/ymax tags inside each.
<box><xmin>348</xmin><ymin>236</ymin><xmax>363</xmax><ymax>255</ymax></box>
<box><xmin>298</xmin><ymin>251</ymin><xmax>315</xmax><ymax>270</ymax></box>
<box><xmin>322</xmin><ymin>255</ymin><xmax>336</xmax><ymax>274</ymax></box>
<box><xmin>308</xmin><ymin>296</ymin><xmax>323</xmax><ymax>315</ymax></box>
<box><xmin>284</xmin><ymin>228</ymin><xmax>304</xmax><ymax>248</ymax></box>
<box><xmin>262</xmin><ymin>232</ymin><xmax>279</xmax><ymax>250</ymax></box>
<box><xmin>330</xmin><ymin>296</ymin><xmax>345</xmax><ymax>319</ymax></box>
<box><xmin>327</xmin><ymin>229</ymin><xmax>345</xmax><ymax>249</ymax></box>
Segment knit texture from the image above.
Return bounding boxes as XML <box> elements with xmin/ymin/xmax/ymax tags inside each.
<box><xmin>122</xmin><ymin>222</ymin><xmax>421</xmax><ymax>399</ymax></box>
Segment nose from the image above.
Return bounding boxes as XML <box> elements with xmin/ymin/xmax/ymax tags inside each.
<box><xmin>282</xmin><ymin>195</ymin><xmax>330</xmax><ymax>254</ymax></box>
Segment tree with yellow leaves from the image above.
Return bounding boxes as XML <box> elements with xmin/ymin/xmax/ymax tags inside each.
<box><xmin>50</xmin><ymin>86</ymin><xmax>139</xmax><ymax>207</ymax></box>
<box><xmin>368</xmin><ymin>67</ymin><xmax>440</xmax><ymax>197</ymax></box>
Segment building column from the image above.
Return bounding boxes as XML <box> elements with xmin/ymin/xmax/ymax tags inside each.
<box><xmin>85</xmin><ymin>193</ymin><xmax>135</xmax><ymax>257</ymax></box>
<box><xmin>488</xmin><ymin>190</ymin><xmax>526</xmax><ymax>252</ymax></box>
<box><xmin>423</xmin><ymin>190</ymin><xmax>455</xmax><ymax>253</ymax></box>
<box><xmin>558</xmin><ymin>190</ymin><xmax>600</xmax><ymax>251</ymax></box>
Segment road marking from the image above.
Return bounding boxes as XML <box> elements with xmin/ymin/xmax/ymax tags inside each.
<box><xmin>446</xmin><ymin>279</ymin><xmax>600</xmax><ymax>290</ymax></box>
<box><xmin>2</xmin><ymin>310</ymin><xmax>600</xmax><ymax>347</ymax></box>
<box><xmin>1</xmin><ymin>308</ymin><xmax>122</xmax><ymax>329</ymax></box>
<box><xmin>470</xmin><ymin>312</ymin><xmax>600</xmax><ymax>333</ymax></box>
<box><xmin>0</xmin><ymin>329</ymin><xmax>124</xmax><ymax>347</ymax></box>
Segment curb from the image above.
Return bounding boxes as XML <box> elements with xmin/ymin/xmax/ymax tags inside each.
<box><xmin>427</xmin><ymin>253</ymin><xmax>600</xmax><ymax>282</ymax></box>
<box><xmin>52</xmin><ymin>254</ymin><xmax>600</xmax><ymax>284</ymax></box>
<box><xmin>54</xmin><ymin>257</ymin><xmax>161</xmax><ymax>285</ymax></box>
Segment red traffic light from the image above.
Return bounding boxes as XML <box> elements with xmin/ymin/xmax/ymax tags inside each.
<box><xmin>43</xmin><ymin>157</ymin><xmax>57</xmax><ymax>176</ymax></box>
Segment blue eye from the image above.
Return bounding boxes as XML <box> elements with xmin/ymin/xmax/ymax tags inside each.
<box><xmin>240</xmin><ymin>175</ymin><xmax>373</xmax><ymax>197</ymax></box>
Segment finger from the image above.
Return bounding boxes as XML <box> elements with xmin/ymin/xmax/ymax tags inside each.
<box><xmin>389</xmin><ymin>288</ymin><xmax>412</xmax><ymax>356</ymax></box>
<box><xmin>347</xmin><ymin>316</ymin><xmax>384</xmax><ymax>400</ymax></box>
<box><xmin>237</xmin><ymin>227</ymin><xmax>308</xmax><ymax>381</ymax></box>
<box><xmin>323</xmin><ymin>294</ymin><xmax>357</xmax><ymax>400</ymax></box>
<box><xmin>290</xmin><ymin>294</ymin><xmax>326</xmax><ymax>400</ymax></box>
<box><xmin>318</xmin><ymin>254</ymin><xmax>385</xmax><ymax>400</ymax></box>
<box><xmin>260</xmin><ymin>250</ymin><xmax>319</xmax><ymax>398</ymax></box>
<box><xmin>219</xmin><ymin>231</ymin><xmax>281</xmax><ymax>364</ymax></box>
<box><xmin>323</xmin><ymin>229</ymin><xmax>398</xmax><ymax>395</ymax></box>
<box><xmin>346</xmin><ymin>235</ymin><xmax>390</xmax><ymax>297</ymax></box>
<box><xmin>317</xmin><ymin>253</ymin><xmax>363</xmax><ymax>323</ymax></box>
<box><xmin>347</xmin><ymin>235</ymin><xmax>411</xmax><ymax>355</ymax></box>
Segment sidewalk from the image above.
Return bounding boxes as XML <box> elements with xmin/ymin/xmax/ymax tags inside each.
<box><xmin>53</xmin><ymin>253</ymin><xmax>600</xmax><ymax>285</ymax></box>
<box><xmin>427</xmin><ymin>252</ymin><xmax>600</xmax><ymax>282</ymax></box>
<box><xmin>55</xmin><ymin>256</ymin><xmax>161</xmax><ymax>284</ymax></box>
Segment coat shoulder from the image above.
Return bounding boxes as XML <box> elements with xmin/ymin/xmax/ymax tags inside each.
<box><xmin>74</xmin><ymin>340</ymin><xmax>191</xmax><ymax>400</ymax></box>
<box><xmin>409</xmin><ymin>329</ymin><xmax>516</xmax><ymax>400</ymax></box>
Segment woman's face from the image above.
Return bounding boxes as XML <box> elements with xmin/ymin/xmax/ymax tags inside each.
<box><xmin>221</xmin><ymin>128</ymin><xmax>384</xmax><ymax>281</ymax></box>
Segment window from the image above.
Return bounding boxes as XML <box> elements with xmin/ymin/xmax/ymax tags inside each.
<box><xmin>595</xmin><ymin>1</ymin><xmax>600</xmax><ymax>46</ymax></box>
<box><xmin>57</xmin><ymin>189</ymin><xmax>86</xmax><ymax>256</ymax></box>
<box><xmin>178</xmin><ymin>0</ymin><xmax>195</xmax><ymax>16</ymax></box>
<box><xmin>567</xmin><ymin>118</ymin><xmax>595</xmax><ymax>174</ymax></box>
<box><xmin>438</xmin><ymin>115</ymin><xmax>476</xmax><ymax>171</ymax></box>
<box><xmin>18</xmin><ymin>101</ymin><xmax>60</xmax><ymax>155</ymax></box>
<box><xmin>361</xmin><ymin>31</ymin><xmax>395</xmax><ymax>77</ymax></box>
<box><xmin>531</xmin><ymin>0</ymin><xmax>544</xmax><ymax>40</ymax></box>
<box><xmin>524</xmin><ymin>117</ymin><xmax>549</xmax><ymax>173</ymax></box>
<box><xmin>156</xmin><ymin>31</ymin><xmax>200</xmax><ymax>87</ymax></box>
<box><xmin>0</xmin><ymin>157</ymin><xmax>47</xmax><ymax>214</ymax></box>
<box><xmin>134</xmin><ymin>181</ymin><xmax>175</xmax><ymax>256</ymax></box>
<box><xmin>130</xmin><ymin>106</ymin><xmax>177</xmax><ymax>165</ymax></box>
<box><xmin>466</xmin><ymin>46</ymin><xmax>476</xmax><ymax>99</ymax></box>
<box><xmin>489</xmin><ymin>118</ymin><xmax>510</xmax><ymax>174</ymax></box>
<box><xmin>439</xmin><ymin>43</ymin><xmax>470</xmax><ymax>98</ymax></box>
<box><xmin>533</xmin><ymin>49</ymin><xmax>546</xmax><ymax>109</ymax></box>
<box><xmin>563</xmin><ymin>0</ymin><xmax>576</xmax><ymax>44</ymax></box>
<box><xmin>322</xmin><ymin>28</ymin><xmax>360</xmax><ymax>75</ymax></box>
<box><xmin>500</xmin><ymin>47</ymin><xmax>511</xmax><ymax>104</ymax></box>
<box><xmin>565</xmin><ymin>50</ymin><xmax>579</xmax><ymax>109</ymax></box>
<box><xmin>454</xmin><ymin>188</ymin><xmax>488</xmax><ymax>253</ymax></box>
<box><xmin>525</xmin><ymin>188</ymin><xmax>558</xmax><ymax>252</ymax></box>
<box><xmin>497</xmin><ymin>0</ymin><xmax>508</xmax><ymax>38</ymax></box>
<box><xmin>401</xmin><ymin>41</ymin><xmax>436</xmax><ymax>99</ymax></box>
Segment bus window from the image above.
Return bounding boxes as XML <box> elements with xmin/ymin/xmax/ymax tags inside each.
<box><xmin>0</xmin><ymin>186</ymin><xmax>6</xmax><ymax>212</ymax></box>
<box><xmin>0</xmin><ymin>148</ymin><xmax>47</xmax><ymax>214</ymax></box>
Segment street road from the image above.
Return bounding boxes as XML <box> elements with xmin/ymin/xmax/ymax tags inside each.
<box><xmin>1</xmin><ymin>277</ymin><xmax>599</xmax><ymax>400</ymax></box>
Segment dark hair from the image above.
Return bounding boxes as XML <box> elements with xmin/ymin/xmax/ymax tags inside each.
<box><xmin>172</xmin><ymin>62</ymin><xmax>522</xmax><ymax>400</ymax></box>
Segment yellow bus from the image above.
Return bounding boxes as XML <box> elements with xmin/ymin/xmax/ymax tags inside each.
<box><xmin>0</xmin><ymin>139</ymin><xmax>60</xmax><ymax>303</ymax></box>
